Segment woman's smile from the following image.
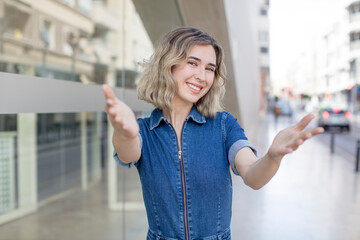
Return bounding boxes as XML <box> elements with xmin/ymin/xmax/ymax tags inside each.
<box><xmin>172</xmin><ymin>44</ymin><xmax>216</xmax><ymax>107</ymax></box>
<box><xmin>186</xmin><ymin>82</ymin><xmax>203</xmax><ymax>93</ymax></box>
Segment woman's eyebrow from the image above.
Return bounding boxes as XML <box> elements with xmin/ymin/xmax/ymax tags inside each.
<box><xmin>189</xmin><ymin>56</ymin><xmax>217</xmax><ymax>68</ymax></box>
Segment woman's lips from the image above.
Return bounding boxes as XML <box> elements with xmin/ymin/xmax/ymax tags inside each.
<box><xmin>186</xmin><ymin>82</ymin><xmax>203</xmax><ymax>93</ymax></box>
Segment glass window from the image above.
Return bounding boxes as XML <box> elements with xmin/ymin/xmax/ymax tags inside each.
<box><xmin>350</xmin><ymin>32</ymin><xmax>360</xmax><ymax>42</ymax></box>
<box><xmin>260</xmin><ymin>47</ymin><xmax>269</xmax><ymax>54</ymax></box>
<box><xmin>0</xmin><ymin>0</ymin><xmax>152</xmax><ymax>236</ymax></box>
<box><xmin>42</xmin><ymin>20</ymin><xmax>56</xmax><ymax>50</ymax></box>
<box><xmin>349</xmin><ymin>2</ymin><xmax>360</xmax><ymax>14</ymax></box>
<box><xmin>261</xmin><ymin>66</ymin><xmax>270</xmax><ymax>73</ymax></box>
<box><xmin>0</xmin><ymin>117</ymin><xmax>18</xmax><ymax>215</ymax></box>
<box><xmin>350</xmin><ymin>59</ymin><xmax>357</xmax><ymax>78</ymax></box>
<box><xmin>116</xmin><ymin>69</ymin><xmax>139</xmax><ymax>89</ymax></box>
<box><xmin>37</xmin><ymin>113</ymin><xmax>83</xmax><ymax>201</ymax></box>
<box><xmin>260</xmin><ymin>8</ymin><xmax>268</xmax><ymax>16</ymax></box>
<box><xmin>0</xmin><ymin>115</ymin><xmax>17</xmax><ymax>132</ymax></box>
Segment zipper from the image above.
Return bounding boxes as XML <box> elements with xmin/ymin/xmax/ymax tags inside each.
<box><xmin>178</xmin><ymin>150</ymin><xmax>189</xmax><ymax>240</ymax></box>
<box><xmin>170</xmin><ymin>122</ymin><xmax>189</xmax><ymax>240</ymax></box>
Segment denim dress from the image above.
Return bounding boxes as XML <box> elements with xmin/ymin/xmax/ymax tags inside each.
<box><xmin>114</xmin><ymin>106</ymin><xmax>256</xmax><ymax>240</ymax></box>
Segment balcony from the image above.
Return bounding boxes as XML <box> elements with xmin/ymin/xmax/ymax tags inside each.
<box><xmin>1</xmin><ymin>1</ymin><xmax>33</xmax><ymax>49</ymax></box>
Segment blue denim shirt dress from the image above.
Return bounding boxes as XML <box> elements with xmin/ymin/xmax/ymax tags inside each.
<box><xmin>114</xmin><ymin>106</ymin><xmax>256</xmax><ymax>240</ymax></box>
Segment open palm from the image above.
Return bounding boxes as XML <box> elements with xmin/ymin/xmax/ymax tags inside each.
<box><xmin>267</xmin><ymin>114</ymin><xmax>324</xmax><ymax>162</ymax></box>
<box><xmin>102</xmin><ymin>85</ymin><xmax>139</xmax><ymax>140</ymax></box>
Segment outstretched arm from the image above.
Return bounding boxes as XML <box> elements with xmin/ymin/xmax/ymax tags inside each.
<box><xmin>235</xmin><ymin>114</ymin><xmax>324</xmax><ymax>190</ymax></box>
<box><xmin>103</xmin><ymin>85</ymin><xmax>141</xmax><ymax>164</ymax></box>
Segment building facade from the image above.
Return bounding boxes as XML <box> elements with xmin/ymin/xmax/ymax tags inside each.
<box><xmin>258</xmin><ymin>0</ymin><xmax>271</xmax><ymax>112</ymax></box>
<box><xmin>287</xmin><ymin>1</ymin><xmax>360</xmax><ymax>113</ymax></box>
<box><xmin>348</xmin><ymin>0</ymin><xmax>360</xmax><ymax>113</ymax></box>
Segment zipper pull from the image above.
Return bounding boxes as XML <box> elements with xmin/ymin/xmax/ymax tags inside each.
<box><xmin>178</xmin><ymin>150</ymin><xmax>182</xmax><ymax>161</ymax></box>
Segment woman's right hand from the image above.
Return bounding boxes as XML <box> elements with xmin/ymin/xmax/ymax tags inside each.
<box><xmin>102</xmin><ymin>84</ymin><xmax>139</xmax><ymax>140</ymax></box>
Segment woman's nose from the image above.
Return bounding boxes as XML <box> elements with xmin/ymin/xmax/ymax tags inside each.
<box><xmin>195</xmin><ymin>67</ymin><xmax>206</xmax><ymax>81</ymax></box>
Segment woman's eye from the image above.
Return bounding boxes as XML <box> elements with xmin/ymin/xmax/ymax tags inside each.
<box><xmin>206</xmin><ymin>67</ymin><xmax>215</xmax><ymax>72</ymax></box>
<box><xmin>188</xmin><ymin>61</ymin><xmax>197</xmax><ymax>66</ymax></box>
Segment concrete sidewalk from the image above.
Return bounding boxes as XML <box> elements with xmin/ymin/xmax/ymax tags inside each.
<box><xmin>1</xmin><ymin>114</ymin><xmax>360</xmax><ymax>240</ymax></box>
<box><xmin>231</xmin><ymin>114</ymin><xmax>360</xmax><ymax>239</ymax></box>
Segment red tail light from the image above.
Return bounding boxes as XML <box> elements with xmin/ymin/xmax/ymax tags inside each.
<box><xmin>322</xmin><ymin>111</ymin><xmax>330</xmax><ymax>119</ymax></box>
<box><xmin>345</xmin><ymin>112</ymin><xmax>351</xmax><ymax>118</ymax></box>
<box><xmin>333</xmin><ymin>108</ymin><xmax>341</xmax><ymax>113</ymax></box>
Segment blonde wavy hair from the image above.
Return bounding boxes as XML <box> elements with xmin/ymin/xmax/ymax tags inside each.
<box><xmin>137</xmin><ymin>27</ymin><xmax>226</xmax><ymax>118</ymax></box>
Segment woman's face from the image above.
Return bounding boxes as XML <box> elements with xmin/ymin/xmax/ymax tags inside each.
<box><xmin>172</xmin><ymin>44</ymin><xmax>216</xmax><ymax>107</ymax></box>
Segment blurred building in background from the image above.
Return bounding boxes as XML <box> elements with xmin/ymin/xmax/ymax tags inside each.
<box><xmin>258</xmin><ymin>0</ymin><xmax>271</xmax><ymax>113</ymax></box>
<box><xmin>0</xmin><ymin>0</ymin><xmax>153</xmax><ymax>83</ymax></box>
<box><xmin>348</xmin><ymin>0</ymin><xmax>360</xmax><ymax>114</ymax></box>
<box><xmin>0</xmin><ymin>0</ymin><xmax>153</xmax><ymax>226</ymax></box>
<box><xmin>317</xmin><ymin>13</ymin><xmax>350</xmax><ymax>110</ymax></box>
<box><xmin>0</xmin><ymin>0</ymin><xmax>268</xmax><ymax>231</ymax></box>
<box><xmin>286</xmin><ymin>1</ymin><xmax>360</xmax><ymax>114</ymax></box>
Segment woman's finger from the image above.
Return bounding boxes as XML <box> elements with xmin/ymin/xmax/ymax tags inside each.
<box><xmin>311</xmin><ymin>127</ymin><xmax>324</xmax><ymax>136</ymax></box>
<box><xmin>293</xmin><ymin>114</ymin><xmax>314</xmax><ymax>131</ymax></box>
<box><xmin>106</xmin><ymin>99</ymin><xmax>114</xmax><ymax>106</ymax></box>
<box><xmin>102</xmin><ymin>84</ymin><xmax>117</xmax><ymax>102</ymax></box>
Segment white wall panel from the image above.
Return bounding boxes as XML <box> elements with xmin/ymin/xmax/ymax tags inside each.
<box><xmin>0</xmin><ymin>72</ymin><xmax>153</xmax><ymax>114</ymax></box>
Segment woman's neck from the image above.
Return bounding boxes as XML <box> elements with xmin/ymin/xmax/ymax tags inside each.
<box><xmin>164</xmin><ymin>100</ymin><xmax>193</xmax><ymax>128</ymax></box>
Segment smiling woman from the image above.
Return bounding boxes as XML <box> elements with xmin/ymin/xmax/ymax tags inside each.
<box><xmin>171</xmin><ymin>45</ymin><xmax>216</xmax><ymax>110</ymax></box>
<box><xmin>102</xmin><ymin>26</ymin><xmax>323</xmax><ymax>240</ymax></box>
<box><xmin>137</xmin><ymin>27</ymin><xmax>226</xmax><ymax>119</ymax></box>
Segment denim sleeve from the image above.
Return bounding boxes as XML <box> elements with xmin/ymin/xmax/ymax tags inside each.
<box><xmin>113</xmin><ymin>133</ymin><xmax>142</xmax><ymax>168</ymax></box>
<box><xmin>223</xmin><ymin>112</ymin><xmax>257</xmax><ymax>176</ymax></box>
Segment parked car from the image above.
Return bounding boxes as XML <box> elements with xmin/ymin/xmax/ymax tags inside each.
<box><xmin>318</xmin><ymin>108</ymin><xmax>351</xmax><ymax>132</ymax></box>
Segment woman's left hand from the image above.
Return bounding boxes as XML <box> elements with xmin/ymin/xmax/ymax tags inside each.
<box><xmin>267</xmin><ymin>114</ymin><xmax>324</xmax><ymax>162</ymax></box>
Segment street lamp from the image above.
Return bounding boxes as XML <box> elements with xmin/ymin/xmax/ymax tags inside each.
<box><xmin>40</xmin><ymin>29</ymin><xmax>49</xmax><ymax>76</ymax></box>
<box><xmin>110</xmin><ymin>55</ymin><xmax>117</xmax><ymax>87</ymax></box>
<box><xmin>67</xmin><ymin>32</ymin><xmax>79</xmax><ymax>81</ymax></box>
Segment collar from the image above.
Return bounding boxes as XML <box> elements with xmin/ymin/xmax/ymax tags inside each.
<box><xmin>149</xmin><ymin>105</ymin><xmax>206</xmax><ymax>130</ymax></box>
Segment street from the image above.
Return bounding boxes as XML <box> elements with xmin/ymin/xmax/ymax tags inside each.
<box><xmin>317</xmin><ymin>124</ymin><xmax>360</xmax><ymax>162</ymax></box>
<box><xmin>231</xmin><ymin>111</ymin><xmax>360</xmax><ymax>240</ymax></box>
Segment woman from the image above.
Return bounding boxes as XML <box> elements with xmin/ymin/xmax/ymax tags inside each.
<box><xmin>103</xmin><ymin>27</ymin><xmax>323</xmax><ymax>240</ymax></box>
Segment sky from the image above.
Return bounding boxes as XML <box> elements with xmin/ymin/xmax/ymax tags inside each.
<box><xmin>269</xmin><ymin>0</ymin><xmax>345</xmax><ymax>90</ymax></box>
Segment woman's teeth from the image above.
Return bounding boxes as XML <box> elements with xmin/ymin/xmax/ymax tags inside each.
<box><xmin>187</xmin><ymin>83</ymin><xmax>201</xmax><ymax>91</ymax></box>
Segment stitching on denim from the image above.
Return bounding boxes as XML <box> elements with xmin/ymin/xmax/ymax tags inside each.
<box><xmin>148</xmin><ymin>229</ymin><xmax>181</xmax><ymax>240</ymax></box>
<box><xmin>182</xmin><ymin>120</ymin><xmax>192</xmax><ymax>239</ymax></box>
<box><xmin>228</xmin><ymin>139</ymin><xmax>257</xmax><ymax>175</ymax></box>
<box><xmin>221</xmin><ymin>112</ymin><xmax>227</xmax><ymax>145</ymax></box>
<box><xmin>150</xmin><ymin>190</ymin><xmax>161</xmax><ymax>234</ymax></box>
